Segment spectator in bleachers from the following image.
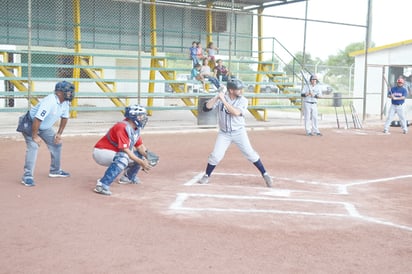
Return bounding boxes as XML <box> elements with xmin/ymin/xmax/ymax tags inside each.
<box><xmin>214</xmin><ymin>59</ymin><xmax>232</xmax><ymax>82</ymax></box>
<box><xmin>191</xmin><ymin>63</ymin><xmax>206</xmax><ymax>91</ymax></box>
<box><xmin>189</xmin><ymin>41</ymin><xmax>199</xmax><ymax>67</ymax></box>
<box><xmin>196</xmin><ymin>42</ymin><xmax>206</xmax><ymax>63</ymax></box>
<box><xmin>191</xmin><ymin>63</ymin><xmax>220</xmax><ymax>92</ymax></box>
<box><xmin>200</xmin><ymin>59</ymin><xmax>220</xmax><ymax>90</ymax></box>
<box><xmin>206</xmin><ymin>41</ymin><xmax>218</xmax><ymax>64</ymax></box>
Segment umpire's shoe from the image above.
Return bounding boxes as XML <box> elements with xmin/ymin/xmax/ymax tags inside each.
<box><xmin>49</xmin><ymin>170</ymin><xmax>70</xmax><ymax>178</ymax></box>
<box><xmin>263</xmin><ymin>173</ymin><xmax>273</xmax><ymax>188</ymax></box>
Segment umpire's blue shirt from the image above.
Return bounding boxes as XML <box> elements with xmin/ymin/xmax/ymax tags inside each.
<box><xmin>30</xmin><ymin>93</ymin><xmax>70</xmax><ymax>130</ymax></box>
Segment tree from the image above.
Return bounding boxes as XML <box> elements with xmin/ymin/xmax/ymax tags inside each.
<box><xmin>325</xmin><ymin>42</ymin><xmax>365</xmax><ymax>76</ymax></box>
<box><xmin>284</xmin><ymin>52</ymin><xmax>322</xmax><ymax>78</ymax></box>
<box><xmin>322</xmin><ymin>42</ymin><xmax>370</xmax><ymax>92</ymax></box>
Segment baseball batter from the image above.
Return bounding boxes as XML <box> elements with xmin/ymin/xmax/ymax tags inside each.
<box><xmin>383</xmin><ymin>78</ymin><xmax>408</xmax><ymax>134</ymax></box>
<box><xmin>301</xmin><ymin>74</ymin><xmax>322</xmax><ymax>136</ymax></box>
<box><xmin>197</xmin><ymin>79</ymin><xmax>273</xmax><ymax>187</ymax></box>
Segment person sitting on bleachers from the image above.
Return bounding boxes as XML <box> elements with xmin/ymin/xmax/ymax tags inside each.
<box><xmin>189</xmin><ymin>41</ymin><xmax>199</xmax><ymax>66</ymax></box>
<box><xmin>206</xmin><ymin>41</ymin><xmax>218</xmax><ymax>64</ymax></box>
<box><xmin>196</xmin><ymin>42</ymin><xmax>206</xmax><ymax>64</ymax></box>
<box><xmin>191</xmin><ymin>63</ymin><xmax>220</xmax><ymax>92</ymax></box>
<box><xmin>214</xmin><ymin>59</ymin><xmax>233</xmax><ymax>81</ymax></box>
<box><xmin>200</xmin><ymin>59</ymin><xmax>220</xmax><ymax>90</ymax></box>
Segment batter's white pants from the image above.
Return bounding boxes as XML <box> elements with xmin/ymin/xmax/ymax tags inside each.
<box><xmin>303</xmin><ymin>102</ymin><xmax>320</xmax><ymax>134</ymax></box>
<box><xmin>208</xmin><ymin>128</ymin><xmax>260</xmax><ymax>165</ymax></box>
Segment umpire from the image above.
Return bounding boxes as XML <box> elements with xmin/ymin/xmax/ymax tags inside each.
<box><xmin>20</xmin><ymin>81</ymin><xmax>74</xmax><ymax>187</ymax></box>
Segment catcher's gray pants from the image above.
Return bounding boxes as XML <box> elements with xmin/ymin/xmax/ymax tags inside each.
<box><xmin>208</xmin><ymin>128</ymin><xmax>259</xmax><ymax>166</ymax></box>
<box><xmin>303</xmin><ymin>101</ymin><xmax>320</xmax><ymax>134</ymax></box>
<box><xmin>384</xmin><ymin>104</ymin><xmax>408</xmax><ymax>132</ymax></box>
<box><xmin>93</xmin><ymin>148</ymin><xmax>142</xmax><ymax>166</ymax></box>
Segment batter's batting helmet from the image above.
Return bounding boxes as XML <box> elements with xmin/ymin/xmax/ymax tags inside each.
<box><xmin>125</xmin><ymin>104</ymin><xmax>148</xmax><ymax>128</ymax></box>
<box><xmin>55</xmin><ymin>81</ymin><xmax>75</xmax><ymax>102</ymax></box>
<box><xmin>227</xmin><ymin>79</ymin><xmax>245</xmax><ymax>90</ymax></box>
<box><xmin>309</xmin><ymin>75</ymin><xmax>318</xmax><ymax>81</ymax></box>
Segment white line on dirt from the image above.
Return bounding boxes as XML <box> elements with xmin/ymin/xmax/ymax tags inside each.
<box><xmin>177</xmin><ymin>172</ymin><xmax>412</xmax><ymax>232</ymax></box>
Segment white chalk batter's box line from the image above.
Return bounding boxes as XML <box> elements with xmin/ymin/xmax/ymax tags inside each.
<box><xmin>170</xmin><ymin>192</ymin><xmax>359</xmax><ymax>217</ymax></box>
<box><xmin>186</xmin><ymin>172</ymin><xmax>412</xmax><ymax>195</ymax></box>
<box><xmin>177</xmin><ymin>172</ymin><xmax>412</xmax><ymax>232</ymax></box>
<box><xmin>169</xmin><ymin>192</ymin><xmax>412</xmax><ymax>232</ymax></box>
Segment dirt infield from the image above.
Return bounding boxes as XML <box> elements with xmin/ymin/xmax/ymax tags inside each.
<box><xmin>1</xmin><ymin>126</ymin><xmax>411</xmax><ymax>273</ymax></box>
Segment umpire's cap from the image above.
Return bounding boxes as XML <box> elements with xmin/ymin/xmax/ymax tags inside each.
<box><xmin>227</xmin><ymin>79</ymin><xmax>245</xmax><ymax>90</ymax></box>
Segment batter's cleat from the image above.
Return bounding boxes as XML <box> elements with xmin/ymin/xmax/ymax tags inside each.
<box><xmin>383</xmin><ymin>130</ymin><xmax>390</xmax><ymax>134</ymax></box>
<box><xmin>403</xmin><ymin>130</ymin><xmax>408</xmax><ymax>134</ymax></box>
<box><xmin>306</xmin><ymin>132</ymin><xmax>313</xmax><ymax>136</ymax></box>
<box><xmin>315</xmin><ymin>132</ymin><xmax>323</xmax><ymax>136</ymax></box>
<box><xmin>21</xmin><ymin>178</ymin><xmax>35</xmax><ymax>187</ymax></box>
<box><xmin>198</xmin><ymin>174</ymin><xmax>209</xmax><ymax>185</ymax></box>
<box><xmin>263</xmin><ymin>173</ymin><xmax>273</xmax><ymax>188</ymax></box>
<box><xmin>118</xmin><ymin>175</ymin><xmax>140</xmax><ymax>184</ymax></box>
<box><xmin>94</xmin><ymin>180</ymin><xmax>112</xmax><ymax>196</ymax></box>
<box><xmin>49</xmin><ymin>170</ymin><xmax>70</xmax><ymax>178</ymax></box>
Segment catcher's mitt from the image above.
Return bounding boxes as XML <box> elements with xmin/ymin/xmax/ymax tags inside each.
<box><xmin>145</xmin><ymin>150</ymin><xmax>159</xmax><ymax>167</ymax></box>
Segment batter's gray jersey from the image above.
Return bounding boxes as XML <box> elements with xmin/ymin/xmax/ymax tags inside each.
<box><xmin>212</xmin><ymin>94</ymin><xmax>248</xmax><ymax>132</ymax></box>
<box><xmin>301</xmin><ymin>83</ymin><xmax>322</xmax><ymax>103</ymax></box>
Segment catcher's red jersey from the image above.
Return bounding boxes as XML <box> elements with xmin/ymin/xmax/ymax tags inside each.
<box><xmin>94</xmin><ymin>122</ymin><xmax>143</xmax><ymax>152</ymax></box>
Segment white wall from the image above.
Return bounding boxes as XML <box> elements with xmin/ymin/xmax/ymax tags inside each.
<box><xmin>353</xmin><ymin>42</ymin><xmax>412</xmax><ymax>118</ymax></box>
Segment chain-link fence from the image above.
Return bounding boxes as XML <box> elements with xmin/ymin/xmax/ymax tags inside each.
<box><xmin>0</xmin><ymin>0</ymin><xmax>354</xmax><ymax>117</ymax></box>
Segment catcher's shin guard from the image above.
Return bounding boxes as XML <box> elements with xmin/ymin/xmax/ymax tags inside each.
<box><xmin>100</xmin><ymin>162</ymin><xmax>123</xmax><ymax>186</ymax></box>
<box><xmin>124</xmin><ymin>163</ymin><xmax>141</xmax><ymax>180</ymax></box>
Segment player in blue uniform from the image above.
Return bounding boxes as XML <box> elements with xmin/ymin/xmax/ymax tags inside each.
<box><xmin>20</xmin><ymin>81</ymin><xmax>74</xmax><ymax>187</ymax></box>
<box><xmin>383</xmin><ymin>78</ymin><xmax>408</xmax><ymax>134</ymax></box>
<box><xmin>197</xmin><ymin>79</ymin><xmax>273</xmax><ymax>187</ymax></box>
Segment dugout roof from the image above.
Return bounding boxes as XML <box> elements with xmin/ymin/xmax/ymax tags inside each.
<box><xmin>154</xmin><ymin>0</ymin><xmax>306</xmax><ymax>11</ymax></box>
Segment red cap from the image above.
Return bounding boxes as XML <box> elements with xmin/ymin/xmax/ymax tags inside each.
<box><xmin>397</xmin><ymin>78</ymin><xmax>405</xmax><ymax>84</ymax></box>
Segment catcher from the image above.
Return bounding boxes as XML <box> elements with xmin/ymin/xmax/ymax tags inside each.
<box><xmin>92</xmin><ymin>104</ymin><xmax>159</xmax><ymax>196</ymax></box>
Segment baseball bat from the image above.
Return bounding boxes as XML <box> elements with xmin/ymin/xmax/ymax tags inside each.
<box><xmin>300</xmin><ymin>70</ymin><xmax>312</xmax><ymax>95</ymax></box>
<box><xmin>351</xmin><ymin>103</ymin><xmax>363</xmax><ymax>129</ymax></box>
<box><xmin>355</xmin><ymin>106</ymin><xmax>363</xmax><ymax>129</ymax></box>
<box><xmin>334</xmin><ymin>106</ymin><xmax>340</xmax><ymax>129</ymax></box>
<box><xmin>382</xmin><ymin>75</ymin><xmax>391</xmax><ymax>116</ymax></box>
<box><xmin>342</xmin><ymin>105</ymin><xmax>349</xmax><ymax>129</ymax></box>
<box><xmin>350</xmin><ymin>103</ymin><xmax>357</xmax><ymax>128</ymax></box>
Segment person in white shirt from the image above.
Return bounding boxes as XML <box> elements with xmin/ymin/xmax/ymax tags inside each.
<box><xmin>301</xmin><ymin>75</ymin><xmax>323</xmax><ymax>136</ymax></box>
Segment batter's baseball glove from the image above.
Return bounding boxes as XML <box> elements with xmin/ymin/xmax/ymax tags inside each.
<box><xmin>145</xmin><ymin>150</ymin><xmax>160</xmax><ymax>167</ymax></box>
